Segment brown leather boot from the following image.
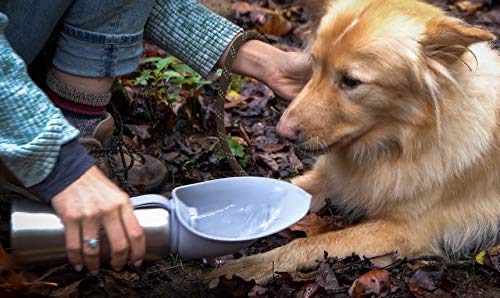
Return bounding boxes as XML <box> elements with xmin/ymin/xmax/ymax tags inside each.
<box><xmin>79</xmin><ymin>113</ymin><xmax>168</xmax><ymax>194</ymax></box>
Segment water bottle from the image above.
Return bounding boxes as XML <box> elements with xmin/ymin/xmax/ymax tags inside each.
<box><xmin>10</xmin><ymin>196</ymin><xmax>172</xmax><ymax>265</ymax></box>
<box><xmin>10</xmin><ymin>177</ymin><xmax>311</xmax><ymax>266</ymax></box>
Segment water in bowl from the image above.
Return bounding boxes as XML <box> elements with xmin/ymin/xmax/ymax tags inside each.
<box><xmin>187</xmin><ymin>203</ymin><xmax>283</xmax><ymax>239</ymax></box>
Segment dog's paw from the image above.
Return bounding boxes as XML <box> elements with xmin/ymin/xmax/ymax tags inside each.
<box><xmin>207</xmin><ymin>255</ymin><xmax>277</xmax><ymax>288</ymax></box>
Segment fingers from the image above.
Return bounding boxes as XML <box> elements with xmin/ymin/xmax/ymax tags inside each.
<box><xmin>64</xmin><ymin>219</ymin><xmax>83</xmax><ymax>272</ymax></box>
<box><xmin>101</xmin><ymin>206</ymin><xmax>130</xmax><ymax>271</ymax></box>
<box><xmin>52</xmin><ymin>167</ymin><xmax>146</xmax><ymax>273</ymax></box>
<box><xmin>81</xmin><ymin>214</ymin><xmax>101</xmax><ymax>273</ymax></box>
<box><xmin>120</xmin><ymin>203</ymin><xmax>146</xmax><ymax>266</ymax></box>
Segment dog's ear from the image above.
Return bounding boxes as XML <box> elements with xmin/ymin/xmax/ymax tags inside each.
<box><xmin>422</xmin><ymin>16</ymin><xmax>496</xmax><ymax>64</ymax></box>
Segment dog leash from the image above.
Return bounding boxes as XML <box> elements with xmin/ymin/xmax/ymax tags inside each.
<box><xmin>215</xmin><ymin>32</ymin><xmax>268</xmax><ymax>176</ymax></box>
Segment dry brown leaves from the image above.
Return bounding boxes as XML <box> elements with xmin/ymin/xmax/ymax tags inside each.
<box><xmin>408</xmin><ymin>263</ymin><xmax>453</xmax><ymax>297</ymax></box>
<box><xmin>232</xmin><ymin>2</ymin><xmax>293</xmax><ymax>36</ymax></box>
<box><xmin>288</xmin><ymin>213</ymin><xmax>339</xmax><ymax>237</ymax></box>
<box><xmin>0</xmin><ymin>245</ymin><xmax>59</xmax><ymax>297</ymax></box>
<box><xmin>349</xmin><ymin>269</ymin><xmax>392</xmax><ymax>297</ymax></box>
<box><xmin>476</xmin><ymin>244</ymin><xmax>500</xmax><ymax>272</ymax></box>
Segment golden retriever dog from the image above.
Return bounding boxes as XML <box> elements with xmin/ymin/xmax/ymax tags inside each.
<box><xmin>210</xmin><ymin>0</ymin><xmax>499</xmax><ymax>284</ymax></box>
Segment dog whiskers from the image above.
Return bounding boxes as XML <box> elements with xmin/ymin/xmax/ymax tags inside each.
<box><xmin>296</xmin><ymin>136</ymin><xmax>329</xmax><ymax>155</ymax></box>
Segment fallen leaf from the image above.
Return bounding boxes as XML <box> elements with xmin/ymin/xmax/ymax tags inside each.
<box><xmin>486</xmin><ymin>245</ymin><xmax>500</xmax><ymax>272</ymax></box>
<box><xmin>408</xmin><ymin>264</ymin><xmax>452</xmax><ymax>297</ymax></box>
<box><xmin>225</xmin><ymin>89</ymin><xmax>250</xmax><ymax>109</ymax></box>
<box><xmin>348</xmin><ymin>269</ymin><xmax>391</xmax><ymax>297</ymax></box>
<box><xmin>0</xmin><ymin>245</ymin><xmax>32</xmax><ymax>296</ymax></box>
<box><xmin>288</xmin><ymin>148</ymin><xmax>304</xmax><ymax>171</ymax></box>
<box><xmin>248</xmin><ymin>285</ymin><xmax>269</xmax><ymax>297</ymax></box>
<box><xmin>255</xmin><ymin>143</ymin><xmax>285</xmax><ymax>153</ymax></box>
<box><xmin>315</xmin><ymin>263</ymin><xmax>340</xmax><ymax>291</ymax></box>
<box><xmin>48</xmin><ymin>279</ymin><xmax>82</xmax><ymax>297</ymax></box>
<box><xmin>232</xmin><ymin>136</ymin><xmax>248</xmax><ymax>147</ymax></box>
<box><xmin>213</xmin><ymin>276</ymin><xmax>256</xmax><ymax>297</ymax></box>
<box><xmin>108</xmin><ymin>271</ymin><xmax>140</xmax><ymax>282</ymax></box>
<box><xmin>100</xmin><ymin>275</ymin><xmax>139</xmax><ymax>297</ymax></box>
<box><xmin>295</xmin><ymin>283</ymin><xmax>319</xmax><ymax>298</ymax></box>
<box><xmin>232</xmin><ymin>2</ymin><xmax>274</xmax><ymax>15</ymax></box>
<box><xmin>476</xmin><ymin>245</ymin><xmax>500</xmax><ymax>272</ymax></box>
<box><xmin>125</xmin><ymin>124</ymin><xmax>151</xmax><ymax>139</ymax></box>
<box><xmin>255</xmin><ymin>153</ymin><xmax>280</xmax><ymax>172</ymax></box>
<box><xmin>276</xmin><ymin>283</ymin><xmax>296</xmax><ymax>297</ymax></box>
<box><xmin>163</xmin><ymin>151</ymin><xmax>181</xmax><ymax>162</ymax></box>
<box><xmin>256</xmin><ymin>13</ymin><xmax>293</xmax><ymax>36</ymax></box>
<box><xmin>289</xmin><ymin>213</ymin><xmax>338</xmax><ymax>237</ymax></box>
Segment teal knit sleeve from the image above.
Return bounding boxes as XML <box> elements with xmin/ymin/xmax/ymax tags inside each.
<box><xmin>0</xmin><ymin>13</ymin><xmax>80</xmax><ymax>187</ymax></box>
<box><xmin>144</xmin><ymin>0</ymin><xmax>243</xmax><ymax>77</ymax></box>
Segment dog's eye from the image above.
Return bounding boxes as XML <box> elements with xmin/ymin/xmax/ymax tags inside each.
<box><xmin>340</xmin><ymin>75</ymin><xmax>362</xmax><ymax>90</ymax></box>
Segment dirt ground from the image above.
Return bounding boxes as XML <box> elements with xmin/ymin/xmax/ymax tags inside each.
<box><xmin>0</xmin><ymin>0</ymin><xmax>499</xmax><ymax>297</ymax></box>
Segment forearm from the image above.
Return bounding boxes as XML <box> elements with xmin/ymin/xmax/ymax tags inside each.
<box><xmin>218</xmin><ymin>39</ymin><xmax>283</xmax><ymax>83</ymax></box>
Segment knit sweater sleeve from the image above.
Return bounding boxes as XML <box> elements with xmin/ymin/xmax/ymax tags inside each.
<box><xmin>0</xmin><ymin>13</ymin><xmax>80</xmax><ymax>187</ymax></box>
<box><xmin>144</xmin><ymin>0</ymin><xmax>242</xmax><ymax>77</ymax></box>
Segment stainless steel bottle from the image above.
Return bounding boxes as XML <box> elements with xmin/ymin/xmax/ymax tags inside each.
<box><xmin>10</xmin><ymin>177</ymin><xmax>313</xmax><ymax>265</ymax></box>
<box><xmin>10</xmin><ymin>198</ymin><xmax>172</xmax><ymax>265</ymax></box>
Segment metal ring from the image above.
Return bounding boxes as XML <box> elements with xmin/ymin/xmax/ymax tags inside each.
<box><xmin>85</xmin><ymin>238</ymin><xmax>100</xmax><ymax>248</ymax></box>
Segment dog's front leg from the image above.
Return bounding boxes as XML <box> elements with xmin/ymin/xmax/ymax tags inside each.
<box><xmin>292</xmin><ymin>158</ymin><xmax>333</xmax><ymax>212</ymax></box>
<box><xmin>209</xmin><ymin>219</ymin><xmax>418</xmax><ymax>285</ymax></box>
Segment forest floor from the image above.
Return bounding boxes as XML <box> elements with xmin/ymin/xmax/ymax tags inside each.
<box><xmin>1</xmin><ymin>0</ymin><xmax>499</xmax><ymax>297</ymax></box>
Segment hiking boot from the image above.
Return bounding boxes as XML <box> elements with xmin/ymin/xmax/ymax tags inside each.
<box><xmin>79</xmin><ymin>113</ymin><xmax>168</xmax><ymax>194</ymax></box>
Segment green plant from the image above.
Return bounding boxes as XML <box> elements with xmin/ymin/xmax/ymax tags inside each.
<box><xmin>134</xmin><ymin>56</ymin><xmax>211</xmax><ymax>104</ymax></box>
<box><xmin>215</xmin><ymin>134</ymin><xmax>248</xmax><ymax>168</ymax></box>
<box><xmin>215</xmin><ymin>69</ymin><xmax>248</xmax><ymax>92</ymax></box>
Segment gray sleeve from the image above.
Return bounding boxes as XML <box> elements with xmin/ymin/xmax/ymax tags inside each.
<box><xmin>0</xmin><ymin>13</ymin><xmax>80</xmax><ymax>187</ymax></box>
<box><xmin>144</xmin><ymin>0</ymin><xmax>243</xmax><ymax>77</ymax></box>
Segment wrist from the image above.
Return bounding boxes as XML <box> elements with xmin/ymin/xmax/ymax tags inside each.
<box><xmin>30</xmin><ymin>139</ymin><xmax>95</xmax><ymax>202</ymax></box>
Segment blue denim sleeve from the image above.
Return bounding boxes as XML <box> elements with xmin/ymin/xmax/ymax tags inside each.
<box><xmin>0</xmin><ymin>13</ymin><xmax>81</xmax><ymax>187</ymax></box>
<box><xmin>144</xmin><ymin>0</ymin><xmax>242</xmax><ymax>77</ymax></box>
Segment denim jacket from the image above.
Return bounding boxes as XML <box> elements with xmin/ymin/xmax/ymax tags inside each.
<box><xmin>0</xmin><ymin>0</ymin><xmax>241</xmax><ymax>189</ymax></box>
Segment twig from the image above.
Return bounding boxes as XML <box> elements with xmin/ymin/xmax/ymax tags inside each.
<box><xmin>365</xmin><ymin>250</ymin><xmax>398</xmax><ymax>261</ymax></box>
<box><xmin>406</xmin><ymin>255</ymin><xmax>478</xmax><ymax>268</ymax></box>
<box><xmin>34</xmin><ymin>263</ymin><xmax>70</xmax><ymax>283</ymax></box>
<box><xmin>238</xmin><ymin>123</ymin><xmax>252</xmax><ymax>146</ymax></box>
<box><xmin>24</xmin><ymin>281</ymin><xmax>59</xmax><ymax>288</ymax></box>
<box><xmin>445</xmin><ymin>260</ymin><xmax>477</xmax><ymax>268</ymax></box>
<box><xmin>381</xmin><ymin>257</ymin><xmax>407</xmax><ymax>270</ymax></box>
<box><xmin>147</xmin><ymin>264</ymin><xmax>183</xmax><ymax>275</ymax></box>
<box><xmin>330</xmin><ymin>251</ymin><xmax>398</xmax><ymax>271</ymax></box>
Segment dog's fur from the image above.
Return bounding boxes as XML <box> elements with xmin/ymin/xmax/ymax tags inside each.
<box><xmin>210</xmin><ymin>0</ymin><xmax>499</xmax><ymax>284</ymax></box>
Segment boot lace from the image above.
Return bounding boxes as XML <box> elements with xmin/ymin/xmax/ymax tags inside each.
<box><xmin>89</xmin><ymin>105</ymin><xmax>145</xmax><ymax>195</ymax></box>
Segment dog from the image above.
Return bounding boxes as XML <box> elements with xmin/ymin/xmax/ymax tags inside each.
<box><xmin>210</xmin><ymin>0</ymin><xmax>499</xmax><ymax>285</ymax></box>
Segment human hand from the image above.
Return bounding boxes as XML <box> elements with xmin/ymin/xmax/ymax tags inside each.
<box><xmin>262</xmin><ymin>50</ymin><xmax>312</xmax><ymax>101</ymax></box>
<box><xmin>51</xmin><ymin>166</ymin><xmax>145</xmax><ymax>273</ymax></box>
<box><xmin>225</xmin><ymin>40</ymin><xmax>312</xmax><ymax>101</ymax></box>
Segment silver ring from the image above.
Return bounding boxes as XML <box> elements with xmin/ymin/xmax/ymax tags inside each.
<box><xmin>85</xmin><ymin>238</ymin><xmax>100</xmax><ymax>248</ymax></box>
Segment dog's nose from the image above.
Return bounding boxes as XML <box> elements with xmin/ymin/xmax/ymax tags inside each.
<box><xmin>276</xmin><ymin>121</ymin><xmax>301</xmax><ymax>141</ymax></box>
